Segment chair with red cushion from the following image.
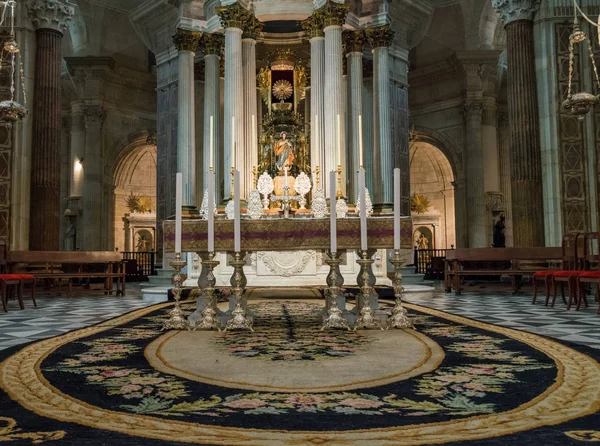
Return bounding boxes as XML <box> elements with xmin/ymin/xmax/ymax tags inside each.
<box><xmin>576</xmin><ymin>232</ymin><xmax>600</xmax><ymax>313</ymax></box>
<box><xmin>0</xmin><ymin>240</ymin><xmax>36</xmax><ymax>309</ymax></box>
<box><xmin>0</xmin><ymin>274</ymin><xmax>24</xmax><ymax>312</ymax></box>
<box><xmin>532</xmin><ymin>270</ymin><xmax>559</xmax><ymax>306</ymax></box>
<box><xmin>17</xmin><ymin>273</ymin><xmax>36</xmax><ymax>308</ymax></box>
<box><xmin>551</xmin><ymin>233</ymin><xmax>585</xmax><ymax>309</ymax></box>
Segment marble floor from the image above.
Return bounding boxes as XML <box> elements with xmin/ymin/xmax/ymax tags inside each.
<box><xmin>0</xmin><ymin>282</ymin><xmax>599</xmax><ymax>351</ymax></box>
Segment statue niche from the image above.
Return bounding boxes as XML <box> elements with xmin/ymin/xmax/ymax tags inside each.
<box><xmin>257</xmin><ymin>49</ymin><xmax>310</xmax><ymax>206</ymax></box>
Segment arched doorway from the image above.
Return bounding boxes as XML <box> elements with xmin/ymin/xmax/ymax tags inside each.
<box><xmin>113</xmin><ymin>144</ymin><xmax>157</xmax><ymax>252</ymax></box>
<box><xmin>410</xmin><ymin>142</ymin><xmax>455</xmax><ymax>249</ymax></box>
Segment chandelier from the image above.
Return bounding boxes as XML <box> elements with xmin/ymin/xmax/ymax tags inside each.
<box><xmin>562</xmin><ymin>0</ymin><xmax>600</xmax><ymax>121</ymax></box>
<box><xmin>0</xmin><ymin>0</ymin><xmax>27</xmax><ymax>122</ymax></box>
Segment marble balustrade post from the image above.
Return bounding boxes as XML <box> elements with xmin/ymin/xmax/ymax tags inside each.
<box><xmin>367</xmin><ymin>26</ymin><xmax>394</xmax><ymax>210</ymax></box>
<box><xmin>173</xmin><ymin>29</ymin><xmax>202</xmax><ymax>209</ymax></box>
<box><xmin>321</xmin><ymin>2</ymin><xmax>348</xmax><ymax>199</ymax></box>
<box><xmin>201</xmin><ymin>34</ymin><xmax>224</xmax><ymax>201</ymax></box>
<box><xmin>493</xmin><ymin>0</ymin><xmax>545</xmax><ymax>247</ymax></box>
<box><xmin>344</xmin><ymin>30</ymin><xmax>365</xmax><ymax>203</ymax></box>
<box><xmin>218</xmin><ymin>3</ymin><xmax>247</xmax><ymax>200</ymax></box>
<box><xmin>27</xmin><ymin>0</ymin><xmax>74</xmax><ymax>250</ymax></box>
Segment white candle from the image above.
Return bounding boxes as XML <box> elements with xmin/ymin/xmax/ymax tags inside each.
<box><xmin>330</xmin><ymin>171</ymin><xmax>337</xmax><ymax>253</ymax></box>
<box><xmin>359</xmin><ymin>168</ymin><xmax>367</xmax><ymax>251</ymax></box>
<box><xmin>231</xmin><ymin>116</ymin><xmax>235</xmax><ymax>168</ymax></box>
<box><xmin>394</xmin><ymin>168</ymin><xmax>401</xmax><ymax>250</ymax></box>
<box><xmin>234</xmin><ymin>170</ymin><xmax>241</xmax><ymax>252</ymax></box>
<box><xmin>175</xmin><ymin>172</ymin><xmax>183</xmax><ymax>253</ymax></box>
<box><xmin>336</xmin><ymin>114</ymin><xmax>341</xmax><ymax>166</ymax></box>
<box><xmin>358</xmin><ymin>115</ymin><xmax>363</xmax><ymax>168</ymax></box>
<box><xmin>208</xmin><ymin>171</ymin><xmax>215</xmax><ymax>252</ymax></box>
<box><xmin>209</xmin><ymin>115</ymin><xmax>214</xmax><ymax>170</ymax></box>
<box><xmin>284</xmin><ymin>166</ymin><xmax>288</xmax><ymax>188</ymax></box>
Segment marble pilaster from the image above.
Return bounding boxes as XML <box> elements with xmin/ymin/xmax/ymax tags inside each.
<box><xmin>367</xmin><ymin>25</ymin><xmax>394</xmax><ymax>210</ymax></box>
<box><xmin>344</xmin><ymin>30</ymin><xmax>365</xmax><ymax>203</ymax></box>
<box><xmin>201</xmin><ymin>34</ymin><xmax>223</xmax><ymax>201</ymax></box>
<box><xmin>173</xmin><ymin>28</ymin><xmax>202</xmax><ymax>208</ymax></box>
<box><xmin>321</xmin><ymin>1</ymin><xmax>348</xmax><ymax>199</ymax></box>
<box><xmin>27</xmin><ymin>0</ymin><xmax>74</xmax><ymax>250</ymax></box>
<box><xmin>493</xmin><ymin>0</ymin><xmax>545</xmax><ymax>247</ymax></box>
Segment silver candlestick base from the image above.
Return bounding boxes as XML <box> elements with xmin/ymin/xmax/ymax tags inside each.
<box><xmin>191</xmin><ymin>252</ymin><xmax>221</xmax><ymax>331</ymax></box>
<box><xmin>387</xmin><ymin>249</ymin><xmax>415</xmax><ymax>330</ymax></box>
<box><xmin>321</xmin><ymin>251</ymin><xmax>350</xmax><ymax>331</ymax></box>
<box><xmin>224</xmin><ymin>252</ymin><xmax>254</xmax><ymax>332</ymax></box>
<box><xmin>354</xmin><ymin>250</ymin><xmax>383</xmax><ymax>330</ymax></box>
<box><xmin>162</xmin><ymin>253</ymin><xmax>188</xmax><ymax>330</ymax></box>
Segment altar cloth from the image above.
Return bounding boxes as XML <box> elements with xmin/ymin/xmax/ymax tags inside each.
<box><xmin>163</xmin><ymin>216</ymin><xmax>412</xmax><ymax>252</ymax></box>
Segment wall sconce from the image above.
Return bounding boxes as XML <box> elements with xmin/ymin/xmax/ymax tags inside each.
<box><xmin>78</xmin><ymin>157</ymin><xmax>84</xmax><ymax>165</ymax></box>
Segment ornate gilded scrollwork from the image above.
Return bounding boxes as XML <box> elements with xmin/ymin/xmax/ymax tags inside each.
<box><xmin>343</xmin><ymin>29</ymin><xmax>366</xmax><ymax>54</ymax></box>
<box><xmin>318</xmin><ymin>1</ymin><xmax>349</xmax><ymax>28</ymax></box>
<box><xmin>301</xmin><ymin>13</ymin><xmax>324</xmax><ymax>39</ymax></box>
<box><xmin>366</xmin><ymin>25</ymin><xmax>395</xmax><ymax>49</ymax></box>
<box><xmin>200</xmin><ymin>33</ymin><xmax>224</xmax><ymax>56</ymax></box>
<box><xmin>172</xmin><ymin>29</ymin><xmax>202</xmax><ymax>52</ymax></box>
<box><xmin>243</xmin><ymin>14</ymin><xmax>263</xmax><ymax>40</ymax></box>
<box><xmin>217</xmin><ymin>2</ymin><xmax>252</xmax><ymax>30</ymax></box>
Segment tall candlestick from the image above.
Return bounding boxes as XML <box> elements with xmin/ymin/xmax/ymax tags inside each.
<box><xmin>175</xmin><ymin>172</ymin><xmax>182</xmax><ymax>253</ymax></box>
<box><xmin>284</xmin><ymin>166</ymin><xmax>288</xmax><ymax>188</ymax></box>
<box><xmin>208</xmin><ymin>171</ymin><xmax>215</xmax><ymax>252</ymax></box>
<box><xmin>330</xmin><ymin>171</ymin><xmax>337</xmax><ymax>253</ymax></box>
<box><xmin>359</xmin><ymin>168</ymin><xmax>367</xmax><ymax>251</ymax></box>
<box><xmin>358</xmin><ymin>115</ymin><xmax>363</xmax><ymax>168</ymax></box>
<box><xmin>231</xmin><ymin>116</ymin><xmax>235</xmax><ymax>168</ymax></box>
<box><xmin>336</xmin><ymin>114</ymin><xmax>341</xmax><ymax>165</ymax></box>
<box><xmin>234</xmin><ymin>170</ymin><xmax>241</xmax><ymax>252</ymax></box>
<box><xmin>394</xmin><ymin>168</ymin><xmax>401</xmax><ymax>250</ymax></box>
<box><xmin>209</xmin><ymin>115</ymin><xmax>214</xmax><ymax>171</ymax></box>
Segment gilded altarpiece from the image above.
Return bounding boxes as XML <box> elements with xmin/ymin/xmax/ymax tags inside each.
<box><xmin>556</xmin><ymin>23</ymin><xmax>589</xmax><ymax>232</ymax></box>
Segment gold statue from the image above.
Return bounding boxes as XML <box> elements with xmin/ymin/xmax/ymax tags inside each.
<box><xmin>274</xmin><ymin>131</ymin><xmax>294</xmax><ymax>172</ymax></box>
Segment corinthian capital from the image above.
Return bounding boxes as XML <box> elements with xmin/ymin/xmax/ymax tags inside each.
<box><xmin>82</xmin><ymin>106</ymin><xmax>106</xmax><ymax>127</ymax></box>
<box><xmin>366</xmin><ymin>25</ymin><xmax>395</xmax><ymax>49</ymax></box>
<box><xmin>318</xmin><ymin>1</ymin><xmax>349</xmax><ymax>28</ymax></box>
<box><xmin>27</xmin><ymin>0</ymin><xmax>74</xmax><ymax>33</ymax></box>
<box><xmin>343</xmin><ymin>30</ymin><xmax>366</xmax><ymax>54</ymax></box>
<box><xmin>460</xmin><ymin>100</ymin><xmax>484</xmax><ymax>118</ymax></box>
<box><xmin>243</xmin><ymin>14</ymin><xmax>263</xmax><ymax>40</ymax></box>
<box><xmin>217</xmin><ymin>2</ymin><xmax>251</xmax><ymax>30</ymax></box>
<box><xmin>302</xmin><ymin>13</ymin><xmax>324</xmax><ymax>39</ymax></box>
<box><xmin>492</xmin><ymin>0</ymin><xmax>540</xmax><ymax>25</ymax></box>
<box><xmin>173</xmin><ymin>29</ymin><xmax>202</xmax><ymax>52</ymax></box>
<box><xmin>200</xmin><ymin>33</ymin><xmax>224</xmax><ymax>56</ymax></box>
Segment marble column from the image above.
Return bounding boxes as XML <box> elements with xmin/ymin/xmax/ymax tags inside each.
<box><xmin>242</xmin><ymin>16</ymin><xmax>262</xmax><ymax>198</ymax></box>
<box><xmin>302</xmin><ymin>14</ymin><xmax>326</xmax><ymax>190</ymax></box>
<box><xmin>218</xmin><ymin>3</ymin><xmax>247</xmax><ymax>200</ymax></box>
<box><xmin>344</xmin><ymin>30</ymin><xmax>365</xmax><ymax>203</ymax></box>
<box><xmin>173</xmin><ymin>29</ymin><xmax>202</xmax><ymax>208</ymax></box>
<box><xmin>498</xmin><ymin>110</ymin><xmax>514</xmax><ymax>246</ymax></box>
<box><xmin>321</xmin><ymin>2</ymin><xmax>348</xmax><ymax>199</ymax></box>
<box><xmin>362</xmin><ymin>60</ymin><xmax>374</xmax><ymax>193</ymax></box>
<box><xmin>493</xmin><ymin>0</ymin><xmax>545</xmax><ymax>247</ymax></box>
<box><xmin>201</xmin><ymin>34</ymin><xmax>224</xmax><ymax>201</ymax></box>
<box><xmin>367</xmin><ymin>25</ymin><xmax>394</xmax><ymax>210</ymax></box>
<box><xmin>81</xmin><ymin>106</ymin><xmax>105</xmax><ymax>251</ymax></box>
<box><xmin>27</xmin><ymin>0</ymin><xmax>74</xmax><ymax>250</ymax></box>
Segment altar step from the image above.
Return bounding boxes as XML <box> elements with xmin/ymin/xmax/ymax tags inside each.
<box><xmin>146</xmin><ymin>269</ymin><xmax>173</xmax><ymax>287</ymax></box>
<box><xmin>400</xmin><ymin>267</ymin><xmax>434</xmax><ymax>287</ymax></box>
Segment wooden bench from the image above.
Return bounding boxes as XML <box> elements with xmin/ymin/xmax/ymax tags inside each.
<box><xmin>445</xmin><ymin>247</ymin><xmax>563</xmax><ymax>295</ymax></box>
<box><xmin>8</xmin><ymin>251</ymin><xmax>126</xmax><ymax>296</ymax></box>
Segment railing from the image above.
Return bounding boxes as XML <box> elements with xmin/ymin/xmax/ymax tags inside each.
<box><xmin>415</xmin><ymin>248</ymin><xmax>448</xmax><ymax>275</ymax></box>
<box><xmin>121</xmin><ymin>251</ymin><xmax>157</xmax><ymax>281</ymax></box>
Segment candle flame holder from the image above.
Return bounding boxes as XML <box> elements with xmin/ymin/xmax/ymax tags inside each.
<box><xmin>162</xmin><ymin>253</ymin><xmax>189</xmax><ymax>330</ymax></box>
<box><xmin>354</xmin><ymin>250</ymin><xmax>383</xmax><ymax>330</ymax></box>
<box><xmin>191</xmin><ymin>252</ymin><xmax>221</xmax><ymax>331</ymax></box>
<box><xmin>336</xmin><ymin>164</ymin><xmax>343</xmax><ymax>199</ymax></box>
<box><xmin>224</xmin><ymin>252</ymin><xmax>254</xmax><ymax>331</ymax></box>
<box><xmin>321</xmin><ymin>251</ymin><xmax>350</xmax><ymax>331</ymax></box>
<box><xmin>387</xmin><ymin>249</ymin><xmax>415</xmax><ymax>330</ymax></box>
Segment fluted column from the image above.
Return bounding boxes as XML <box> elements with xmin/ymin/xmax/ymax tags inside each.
<box><xmin>27</xmin><ymin>0</ymin><xmax>74</xmax><ymax>250</ymax></box>
<box><xmin>344</xmin><ymin>30</ymin><xmax>365</xmax><ymax>202</ymax></box>
<box><xmin>368</xmin><ymin>26</ymin><xmax>394</xmax><ymax>210</ymax></box>
<box><xmin>303</xmin><ymin>14</ymin><xmax>326</xmax><ymax>190</ymax></box>
<box><xmin>321</xmin><ymin>2</ymin><xmax>348</xmax><ymax>199</ymax></box>
<box><xmin>201</xmin><ymin>34</ymin><xmax>224</xmax><ymax>201</ymax></box>
<box><xmin>498</xmin><ymin>110</ymin><xmax>514</xmax><ymax>246</ymax></box>
<box><xmin>173</xmin><ymin>29</ymin><xmax>202</xmax><ymax>208</ymax></box>
<box><xmin>493</xmin><ymin>0</ymin><xmax>544</xmax><ymax>246</ymax></box>
<box><xmin>81</xmin><ymin>106</ymin><xmax>105</xmax><ymax>251</ymax></box>
<box><xmin>362</xmin><ymin>60</ymin><xmax>374</xmax><ymax>193</ymax></box>
<box><xmin>242</xmin><ymin>16</ymin><xmax>262</xmax><ymax>198</ymax></box>
<box><xmin>219</xmin><ymin>3</ymin><xmax>248</xmax><ymax>200</ymax></box>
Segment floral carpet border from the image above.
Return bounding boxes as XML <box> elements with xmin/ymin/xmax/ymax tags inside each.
<box><xmin>0</xmin><ymin>301</ymin><xmax>600</xmax><ymax>445</ymax></box>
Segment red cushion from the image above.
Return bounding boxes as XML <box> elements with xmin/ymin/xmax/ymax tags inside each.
<box><xmin>533</xmin><ymin>271</ymin><xmax>559</xmax><ymax>277</ymax></box>
<box><xmin>0</xmin><ymin>274</ymin><xmax>22</xmax><ymax>281</ymax></box>
<box><xmin>579</xmin><ymin>271</ymin><xmax>600</xmax><ymax>279</ymax></box>
<box><xmin>553</xmin><ymin>270</ymin><xmax>584</xmax><ymax>278</ymax></box>
<box><xmin>17</xmin><ymin>274</ymin><xmax>35</xmax><ymax>280</ymax></box>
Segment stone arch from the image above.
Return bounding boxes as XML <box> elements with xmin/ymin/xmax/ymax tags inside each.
<box><xmin>411</xmin><ymin>127</ymin><xmax>462</xmax><ymax>181</ymax></box>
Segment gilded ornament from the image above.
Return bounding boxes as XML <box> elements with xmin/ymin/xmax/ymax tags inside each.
<box><xmin>217</xmin><ymin>2</ymin><xmax>251</xmax><ymax>30</ymax></box>
<box><xmin>318</xmin><ymin>1</ymin><xmax>349</xmax><ymax>28</ymax></box>
<box><xmin>243</xmin><ymin>14</ymin><xmax>263</xmax><ymax>40</ymax></box>
<box><xmin>411</xmin><ymin>193</ymin><xmax>430</xmax><ymax>214</ymax></box>
<box><xmin>301</xmin><ymin>13</ymin><xmax>324</xmax><ymax>39</ymax></box>
<box><xmin>272</xmin><ymin>79</ymin><xmax>294</xmax><ymax>101</ymax></box>
<box><xmin>343</xmin><ymin>30</ymin><xmax>366</xmax><ymax>54</ymax></box>
<box><xmin>257</xmin><ymin>67</ymin><xmax>272</xmax><ymax>107</ymax></box>
<box><xmin>366</xmin><ymin>25</ymin><xmax>395</xmax><ymax>49</ymax></box>
<box><xmin>172</xmin><ymin>29</ymin><xmax>202</xmax><ymax>52</ymax></box>
<box><xmin>200</xmin><ymin>33</ymin><xmax>224</xmax><ymax>56</ymax></box>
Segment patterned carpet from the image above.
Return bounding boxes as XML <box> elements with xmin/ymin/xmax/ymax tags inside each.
<box><xmin>1</xmin><ymin>298</ymin><xmax>599</xmax><ymax>445</ymax></box>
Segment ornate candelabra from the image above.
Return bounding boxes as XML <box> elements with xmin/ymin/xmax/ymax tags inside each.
<box><xmin>354</xmin><ymin>250</ymin><xmax>383</xmax><ymax>330</ymax></box>
<box><xmin>162</xmin><ymin>253</ymin><xmax>189</xmax><ymax>330</ymax></box>
<box><xmin>257</xmin><ymin>172</ymin><xmax>274</xmax><ymax>210</ymax></box>
<box><xmin>191</xmin><ymin>252</ymin><xmax>221</xmax><ymax>331</ymax></box>
<box><xmin>336</xmin><ymin>164</ymin><xmax>343</xmax><ymax>199</ymax></box>
<box><xmin>321</xmin><ymin>251</ymin><xmax>350</xmax><ymax>331</ymax></box>
<box><xmin>387</xmin><ymin>249</ymin><xmax>415</xmax><ymax>330</ymax></box>
<box><xmin>252</xmin><ymin>165</ymin><xmax>259</xmax><ymax>189</ymax></box>
<box><xmin>225</xmin><ymin>252</ymin><xmax>254</xmax><ymax>331</ymax></box>
<box><xmin>282</xmin><ymin>185</ymin><xmax>291</xmax><ymax>218</ymax></box>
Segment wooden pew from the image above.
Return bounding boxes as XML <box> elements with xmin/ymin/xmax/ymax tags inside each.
<box><xmin>445</xmin><ymin>247</ymin><xmax>563</xmax><ymax>295</ymax></box>
<box><xmin>8</xmin><ymin>251</ymin><xmax>126</xmax><ymax>296</ymax></box>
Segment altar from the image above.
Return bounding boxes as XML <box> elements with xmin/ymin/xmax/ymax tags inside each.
<box><xmin>163</xmin><ymin>216</ymin><xmax>413</xmax><ymax>287</ymax></box>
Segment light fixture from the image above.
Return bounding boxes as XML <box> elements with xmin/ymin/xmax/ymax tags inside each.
<box><xmin>0</xmin><ymin>0</ymin><xmax>27</xmax><ymax>123</ymax></box>
<box><xmin>562</xmin><ymin>1</ymin><xmax>600</xmax><ymax>120</ymax></box>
